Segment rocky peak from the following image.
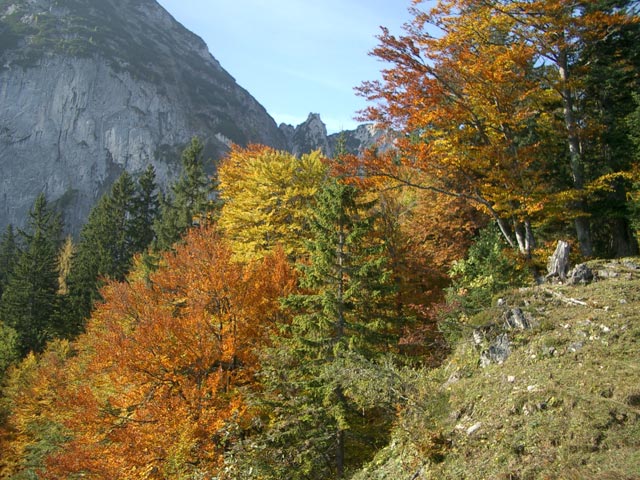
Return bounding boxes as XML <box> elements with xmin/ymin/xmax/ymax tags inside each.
<box><xmin>280</xmin><ymin>113</ymin><xmax>330</xmax><ymax>157</ymax></box>
<box><xmin>281</xmin><ymin>113</ymin><xmax>386</xmax><ymax>158</ymax></box>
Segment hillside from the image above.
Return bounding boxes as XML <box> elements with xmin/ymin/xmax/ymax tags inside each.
<box><xmin>354</xmin><ymin>259</ymin><xmax>640</xmax><ymax>480</ymax></box>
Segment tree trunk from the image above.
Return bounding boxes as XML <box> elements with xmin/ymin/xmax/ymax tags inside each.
<box><xmin>547</xmin><ymin>240</ymin><xmax>571</xmax><ymax>281</ymax></box>
<box><xmin>557</xmin><ymin>49</ymin><xmax>593</xmax><ymax>257</ymax></box>
<box><xmin>611</xmin><ymin>216</ymin><xmax>639</xmax><ymax>257</ymax></box>
<box><xmin>514</xmin><ymin>219</ymin><xmax>536</xmax><ymax>258</ymax></box>
<box><xmin>336</xmin><ymin>427</ymin><xmax>345</xmax><ymax>479</ymax></box>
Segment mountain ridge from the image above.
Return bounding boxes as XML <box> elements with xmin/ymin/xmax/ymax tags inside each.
<box><xmin>0</xmin><ymin>0</ymin><xmax>379</xmax><ymax>234</ymax></box>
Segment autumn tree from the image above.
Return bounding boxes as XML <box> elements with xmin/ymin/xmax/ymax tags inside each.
<box><xmin>494</xmin><ymin>0</ymin><xmax>639</xmax><ymax>256</ymax></box>
<box><xmin>0</xmin><ymin>341</ymin><xmax>75</xmax><ymax>478</ymax></box>
<box><xmin>217</xmin><ymin>145</ymin><xmax>328</xmax><ymax>262</ymax></box>
<box><xmin>356</xmin><ymin>0</ymin><xmax>638</xmax><ymax>257</ymax></box>
<box><xmin>0</xmin><ymin>224</ymin><xmax>297</xmax><ymax>479</ymax></box>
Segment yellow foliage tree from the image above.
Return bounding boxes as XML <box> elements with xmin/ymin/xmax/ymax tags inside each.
<box><xmin>217</xmin><ymin>145</ymin><xmax>328</xmax><ymax>262</ymax></box>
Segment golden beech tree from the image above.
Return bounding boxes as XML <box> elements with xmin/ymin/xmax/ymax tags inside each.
<box><xmin>0</xmin><ymin>340</ymin><xmax>76</xmax><ymax>479</ymax></box>
<box><xmin>355</xmin><ymin>0</ymin><xmax>636</xmax><ymax>256</ymax></box>
<box><xmin>217</xmin><ymin>144</ymin><xmax>328</xmax><ymax>262</ymax></box>
<box><xmin>2</xmin><ymin>225</ymin><xmax>296</xmax><ymax>479</ymax></box>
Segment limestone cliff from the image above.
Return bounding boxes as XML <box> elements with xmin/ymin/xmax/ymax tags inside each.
<box><xmin>0</xmin><ymin>0</ymin><xmax>286</xmax><ymax>232</ymax></box>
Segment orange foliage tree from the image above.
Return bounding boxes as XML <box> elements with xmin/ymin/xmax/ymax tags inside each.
<box><xmin>354</xmin><ymin>0</ymin><xmax>636</xmax><ymax>256</ymax></box>
<box><xmin>1</xmin><ymin>225</ymin><xmax>296</xmax><ymax>479</ymax></box>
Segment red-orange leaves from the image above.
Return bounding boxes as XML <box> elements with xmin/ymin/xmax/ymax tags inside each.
<box><xmin>39</xmin><ymin>225</ymin><xmax>295</xmax><ymax>479</ymax></box>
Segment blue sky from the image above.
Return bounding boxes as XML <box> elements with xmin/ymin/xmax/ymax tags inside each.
<box><xmin>155</xmin><ymin>1</ymin><xmax>414</xmax><ymax>133</ymax></box>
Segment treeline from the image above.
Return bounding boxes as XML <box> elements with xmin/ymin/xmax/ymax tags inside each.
<box><xmin>0</xmin><ymin>0</ymin><xmax>639</xmax><ymax>478</ymax></box>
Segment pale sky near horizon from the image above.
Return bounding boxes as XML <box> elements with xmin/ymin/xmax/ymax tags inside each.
<box><xmin>155</xmin><ymin>1</ymin><xmax>414</xmax><ymax>134</ymax></box>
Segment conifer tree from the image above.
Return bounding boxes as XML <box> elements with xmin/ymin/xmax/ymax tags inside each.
<box><xmin>130</xmin><ymin>164</ymin><xmax>159</xmax><ymax>253</ymax></box>
<box><xmin>65</xmin><ymin>172</ymin><xmax>137</xmax><ymax>330</ymax></box>
<box><xmin>0</xmin><ymin>225</ymin><xmax>20</xmax><ymax>375</ymax></box>
<box><xmin>235</xmin><ymin>180</ymin><xmax>404</xmax><ymax>479</ymax></box>
<box><xmin>0</xmin><ymin>194</ymin><xmax>62</xmax><ymax>355</ymax></box>
<box><xmin>0</xmin><ymin>224</ymin><xmax>19</xmax><ymax>300</ymax></box>
<box><xmin>154</xmin><ymin>137</ymin><xmax>214</xmax><ymax>250</ymax></box>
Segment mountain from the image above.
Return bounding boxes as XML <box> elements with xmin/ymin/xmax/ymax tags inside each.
<box><xmin>0</xmin><ymin>0</ymin><xmax>287</xmax><ymax>232</ymax></box>
<box><xmin>279</xmin><ymin>113</ymin><xmax>386</xmax><ymax>158</ymax></box>
<box><xmin>0</xmin><ymin>0</ymin><xmax>385</xmax><ymax>234</ymax></box>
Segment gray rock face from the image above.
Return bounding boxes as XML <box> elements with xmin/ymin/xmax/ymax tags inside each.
<box><xmin>280</xmin><ymin>114</ymin><xmax>386</xmax><ymax>158</ymax></box>
<box><xmin>480</xmin><ymin>333</ymin><xmax>510</xmax><ymax>367</ymax></box>
<box><xmin>0</xmin><ymin>0</ymin><xmax>286</xmax><ymax>233</ymax></box>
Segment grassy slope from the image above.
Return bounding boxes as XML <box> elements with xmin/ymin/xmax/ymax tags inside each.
<box><xmin>354</xmin><ymin>259</ymin><xmax>640</xmax><ymax>480</ymax></box>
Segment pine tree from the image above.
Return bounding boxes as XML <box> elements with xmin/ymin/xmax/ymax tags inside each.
<box><xmin>0</xmin><ymin>224</ymin><xmax>20</xmax><ymax>372</ymax></box>
<box><xmin>0</xmin><ymin>194</ymin><xmax>62</xmax><ymax>355</ymax></box>
<box><xmin>154</xmin><ymin>137</ymin><xmax>214</xmax><ymax>250</ymax></box>
<box><xmin>236</xmin><ymin>180</ymin><xmax>404</xmax><ymax>479</ymax></box>
<box><xmin>65</xmin><ymin>172</ymin><xmax>137</xmax><ymax>331</ymax></box>
<box><xmin>0</xmin><ymin>224</ymin><xmax>19</xmax><ymax>300</ymax></box>
<box><xmin>130</xmin><ymin>164</ymin><xmax>159</xmax><ymax>254</ymax></box>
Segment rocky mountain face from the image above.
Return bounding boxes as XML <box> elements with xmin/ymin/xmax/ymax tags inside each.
<box><xmin>279</xmin><ymin>113</ymin><xmax>385</xmax><ymax>158</ymax></box>
<box><xmin>0</xmin><ymin>0</ymin><xmax>381</xmax><ymax>233</ymax></box>
<box><xmin>0</xmin><ymin>0</ymin><xmax>287</xmax><ymax>232</ymax></box>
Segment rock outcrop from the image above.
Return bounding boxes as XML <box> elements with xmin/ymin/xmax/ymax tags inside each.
<box><xmin>280</xmin><ymin>113</ymin><xmax>386</xmax><ymax>158</ymax></box>
<box><xmin>0</xmin><ymin>0</ymin><xmax>286</xmax><ymax>232</ymax></box>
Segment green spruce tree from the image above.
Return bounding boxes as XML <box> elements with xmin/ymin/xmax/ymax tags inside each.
<box><xmin>0</xmin><ymin>194</ymin><xmax>62</xmax><ymax>355</ymax></box>
<box><xmin>0</xmin><ymin>224</ymin><xmax>19</xmax><ymax>300</ymax></box>
<box><xmin>65</xmin><ymin>172</ymin><xmax>137</xmax><ymax>331</ymax></box>
<box><xmin>154</xmin><ymin>137</ymin><xmax>214</xmax><ymax>250</ymax></box>
<box><xmin>231</xmin><ymin>180</ymin><xmax>404</xmax><ymax>479</ymax></box>
<box><xmin>130</xmin><ymin>164</ymin><xmax>160</xmax><ymax>253</ymax></box>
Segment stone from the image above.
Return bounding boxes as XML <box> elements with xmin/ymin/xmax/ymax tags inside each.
<box><xmin>466</xmin><ymin>422</ymin><xmax>482</xmax><ymax>435</ymax></box>
<box><xmin>568</xmin><ymin>263</ymin><xmax>594</xmax><ymax>285</ymax></box>
<box><xmin>503</xmin><ymin>308</ymin><xmax>535</xmax><ymax>330</ymax></box>
<box><xmin>568</xmin><ymin>341</ymin><xmax>584</xmax><ymax>353</ymax></box>
<box><xmin>480</xmin><ymin>333</ymin><xmax>510</xmax><ymax>367</ymax></box>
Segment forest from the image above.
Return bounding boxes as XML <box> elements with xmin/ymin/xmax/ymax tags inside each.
<box><xmin>1</xmin><ymin>0</ymin><xmax>639</xmax><ymax>478</ymax></box>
